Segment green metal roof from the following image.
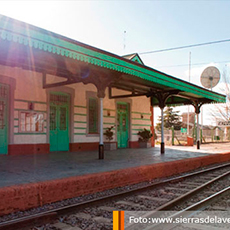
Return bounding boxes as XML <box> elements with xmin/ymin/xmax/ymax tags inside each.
<box><xmin>0</xmin><ymin>15</ymin><xmax>225</xmax><ymax>103</ymax></box>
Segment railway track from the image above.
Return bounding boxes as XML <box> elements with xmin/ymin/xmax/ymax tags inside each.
<box><xmin>0</xmin><ymin>162</ymin><xmax>229</xmax><ymax>230</ymax></box>
<box><xmin>138</xmin><ymin>186</ymin><xmax>230</xmax><ymax>230</ymax></box>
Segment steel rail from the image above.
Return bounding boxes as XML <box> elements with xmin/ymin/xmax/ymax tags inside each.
<box><xmin>155</xmin><ymin>170</ymin><xmax>230</xmax><ymax>211</ymax></box>
<box><xmin>143</xmin><ymin>186</ymin><xmax>230</xmax><ymax>230</ymax></box>
<box><xmin>0</xmin><ymin>162</ymin><xmax>230</xmax><ymax>230</ymax></box>
<box><xmin>126</xmin><ymin>171</ymin><xmax>230</xmax><ymax>230</ymax></box>
<box><xmin>0</xmin><ymin>213</ymin><xmax>57</xmax><ymax>230</ymax></box>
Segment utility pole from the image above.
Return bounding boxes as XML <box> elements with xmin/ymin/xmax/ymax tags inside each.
<box><xmin>123</xmin><ymin>31</ymin><xmax>126</xmax><ymax>52</ymax></box>
<box><xmin>187</xmin><ymin>52</ymin><xmax>191</xmax><ymax>136</ymax></box>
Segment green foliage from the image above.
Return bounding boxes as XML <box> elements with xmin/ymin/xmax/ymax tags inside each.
<box><xmin>138</xmin><ymin>128</ymin><xmax>152</xmax><ymax>142</ymax></box>
<box><xmin>154</xmin><ymin>132</ymin><xmax>158</xmax><ymax>140</ymax></box>
<box><xmin>156</xmin><ymin>107</ymin><xmax>182</xmax><ymax>131</ymax></box>
<box><xmin>104</xmin><ymin>126</ymin><xmax>114</xmax><ymax>141</ymax></box>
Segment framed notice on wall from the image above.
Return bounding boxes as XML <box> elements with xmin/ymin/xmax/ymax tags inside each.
<box><xmin>19</xmin><ymin>111</ymin><xmax>44</xmax><ymax>132</ymax></box>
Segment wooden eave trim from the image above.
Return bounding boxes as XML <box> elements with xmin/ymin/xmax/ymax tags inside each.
<box><xmin>0</xmin><ymin>15</ymin><xmax>225</xmax><ymax>103</ymax></box>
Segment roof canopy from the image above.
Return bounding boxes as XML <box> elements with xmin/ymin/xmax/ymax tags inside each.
<box><xmin>0</xmin><ymin>15</ymin><xmax>225</xmax><ymax>107</ymax></box>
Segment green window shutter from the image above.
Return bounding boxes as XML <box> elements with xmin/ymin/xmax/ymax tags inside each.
<box><xmin>88</xmin><ymin>97</ymin><xmax>98</xmax><ymax>133</ymax></box>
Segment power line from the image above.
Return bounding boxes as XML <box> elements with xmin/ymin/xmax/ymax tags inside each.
<box><xmin>139</xmin><ymin>38</ymin><xmax>230</xmax><ymax>55</ymax></box>
<box><xmin>155</xmin><ymin>60</ymin><xmax>230</xmax><ymax>68</ymax></box>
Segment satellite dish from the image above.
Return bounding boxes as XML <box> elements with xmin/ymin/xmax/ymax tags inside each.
<box><xmin>200</xmin><ymin>66</ymin><xmax>220</xmax><ymax>90</ymax></box>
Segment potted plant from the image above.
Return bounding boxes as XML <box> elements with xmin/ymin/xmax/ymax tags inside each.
<box><xmin>137</xmin><ymin>128</ymin><xmax>152</xmax><ymax>148</ymax></box>
<box><xmin>104</xmin><ymin>126</ymin><xmax>117</xmax><ymax>150</ymax></box>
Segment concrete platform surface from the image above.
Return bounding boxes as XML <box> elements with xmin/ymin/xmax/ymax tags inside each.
<box><xmin>166</xmin><ymin>142</ymin><xmax>230</xmax><ymax>153</ymax></box>
<box><xmin>0</xmin><ymin>142</ymin><xmax>229</xmax><ymax>188</ymax></box>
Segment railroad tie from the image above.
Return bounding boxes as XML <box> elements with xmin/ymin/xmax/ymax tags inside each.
<box><xmin>53</xmin><ymin>222</ymin><xmax>82</xmax><ymax>230</ymax></box>
<box><xmin>177</xmin><ymin>183</ymin><xmax>200</xmax><ymax>188</ymax></box>
<box><xmin>73</xmin><ymin>212</ymin><xmax>92</xmax><ymax>219</ymax></box>
<box><xmin>93</xmin><ymin>216</ymin><xmax>112</xmax><ymax>224</ymax></box>
<box><xmin>209</xmin><ymin>205</ymin><xmax>227</xmax><ymax>211</ymax></box>
<box><xmin>180</xmin><ymin>223</ymin><xmax>229</xmax><ymax>230</ymax></box>
<box><xmin>115</xmin><ymin>201</ymin><xmax>145</xmax><ymax>208</ymax></box>
<box><xmin>137</xmin><ymin>195</ymin><xmax>169</xmax><ymax>202</ymax></box>
<box><xmin>97</xmin><ymin>206</ymin><xmax>118</xmax><ymax>212</ymax></box>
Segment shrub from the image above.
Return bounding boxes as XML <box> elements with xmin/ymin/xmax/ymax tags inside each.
<box><xmin>138</xmin><ymin>128</ymin><xmax>152</xmax><ymax>142</ymax></box>
<box><xmin>104</xmin><ymin>126</ymin><xmax>114</xmax><ymax>141</ymax></box>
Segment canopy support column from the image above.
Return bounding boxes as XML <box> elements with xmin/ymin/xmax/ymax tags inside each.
<box><xmin>97</xmin><ymin>83</ymin><xmax>107</xmax><ymax>160</ymax></box>
<box><xmin>88</xmin><ymin>73</ymin><xmax>115</xmax><ymax>160</ymax></box>
<box><xmin>160</xmin><ymin>107</ymin><xmax>165</xmax><ymax>154</ymax></box>
<box><xmin>192</xmin><ymin>101</ymin><xmax>203</xmax><ymax>150</ymax></box>
<box><xmin>196</xmin><ymin>112</ymin><xmax>200</xmax><ymax>149</ymax></box>
<box><xmin>150</xmin><ymin>104</ymin><xmax>155</xmax><ymax>147</ymax></box>
<box><xmin>99</xmin><ymin>97</ymin><xmax>104</xmax><ymax>159</ymax></box>
<box><xmin>149</xmin><ymin>90</ymin><xmax>180</xmax><ymax>154</ymax></box>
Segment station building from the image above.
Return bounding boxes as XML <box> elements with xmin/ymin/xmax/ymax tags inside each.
<box><xmin>0</xmin><ymin>15</ymin><xmax>225</xmax><ymax>156</ymax></box>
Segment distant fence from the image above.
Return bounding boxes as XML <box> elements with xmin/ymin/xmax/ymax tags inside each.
<box><xmin>156</xmin><ymin>127</ymin><xmax>230</xmax><ymax>145</ymax></box>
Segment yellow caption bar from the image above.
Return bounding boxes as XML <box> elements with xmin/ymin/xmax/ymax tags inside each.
<box><xmin>113</xmin><ymin>211</ymin><xmax>124</xmax><ymax>230</ymax></box>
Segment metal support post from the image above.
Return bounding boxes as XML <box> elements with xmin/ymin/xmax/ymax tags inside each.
<box><xmin>99</xmin><ymin>97</ymin><xmax>104</xmax><ymax>159</ymax></box>
<box><xmin>161</xmin><ymin>107</ymin><xmax>165</xmax><ymax>154</ymax></box>
<box><xmin>171</xmin><ymin>126</ymin><xmax>174</xmax><ymax>146</ymax></box>
<box><xmin>149</xmin><ymin>92</ymin><xmax>180</xmax><ymax>154</ymax></box>
<box><xmin>192</xmin><ymin>101</ymin><xmax>203</xmax><ymax>150</ymax></box>
<box><xmin>150</xmin><ymin>105</ymin><xmax>155</xmax><ymax>147</ymax></box>
<box><xmin>196</xmin><ymin>112</ymin><xmax>200</xmax><ymax>149</ymax></box>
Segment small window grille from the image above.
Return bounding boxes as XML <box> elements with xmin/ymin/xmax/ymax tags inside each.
<box><xmin>0</xmin><ymin>85</ymin><xmax>7</xmax><ymax>98</ymax></box>
<box><xmin>117</xmin><ymin>104</ymin><xmax>127</xmax><ymax>111</ymax></box>
<box><xmin>0</xmin><ymin>101</ymin><xmax>5</xmax><ymax>130</ymax></box>
<box><xmin>59</xmin><ymin>107</ymin><xmax>67</xmax><ymax>131</ymax></box>
<box><xmin>88</xmin><ymin>97</ymin><xmax>98</xmax><ymax>133</ymax></box>
<box><xmin>50</xmin><ymin>94</ymin><xmax>68</xmax><ymax>104</ymax></box>
<box><xmin>50</xmin><ymin>106</ymin><xmax>56</xmax><ymax>131</ymax></box>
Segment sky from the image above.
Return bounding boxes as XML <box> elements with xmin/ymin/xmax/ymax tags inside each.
<box><xmin>1</xmin><ymin>0</ymin><xmax>230</xmax><ymax>125</ymax></box>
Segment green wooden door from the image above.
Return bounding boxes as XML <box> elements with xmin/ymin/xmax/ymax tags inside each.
<box><xmin>0</xmin><ymin>84</ymin><xmax>8</xmax><ymax>154</ymax></box>
<box><xmin>117</xmin><ymin>102</ymin><xmax>129</xmax><ymax>148</ymax></box>
<box><xmin>49</xmin><ymin>93</ymin><xmax>69</xmax><ymax>151</ymax></box>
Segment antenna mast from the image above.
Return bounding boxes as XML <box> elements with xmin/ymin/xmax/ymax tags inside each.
<box><xmin>187</xmin><ymin>52</ymin><xmax>191</xmax><ymax>136</ymax></box>
<box><xmin>123</xmin><ymin>31</ymin><xmax>126</xmax><ymax>52</ymax></box>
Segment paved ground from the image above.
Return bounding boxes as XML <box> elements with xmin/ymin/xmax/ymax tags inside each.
<box><xmin>166</xmin><ymin>142</ymin><xmax>230</xmax><ymax>153</ymax></box>
<box><xmin>0</xmin><ymin>142</ymin><xmax>229</xmax><ymax>188</ymax></box>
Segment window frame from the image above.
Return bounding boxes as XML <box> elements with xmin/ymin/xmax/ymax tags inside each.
<box><xmin>86</xmin><ymin>91</ymin><xmax>99</xmax><ymax>136</ymax></box>
<box><xmin>19</xmin><ymin>111</ymin><xmax>45</xmax><ymax>133</ymax></box>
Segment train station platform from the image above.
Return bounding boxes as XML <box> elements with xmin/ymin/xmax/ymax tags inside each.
<box><xmin>0</xmin><ymin>142</ymin><xmax>229</xmax><ymax>188</ymax></box>
<box><xmin>0</xmin><ymin>142</ymin><xmax>230</xmax><ymax>216</ymax></box>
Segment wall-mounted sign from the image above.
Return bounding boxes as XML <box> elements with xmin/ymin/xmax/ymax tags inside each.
<box><xmin>218</xmin><ymin>121</ymin><xmax>230</xmax><ymax>127</ymax></box>
<box><xmin>181</xmin><ymin>128</ymin><xmax>187</xmax><ymax>133</ymax></box>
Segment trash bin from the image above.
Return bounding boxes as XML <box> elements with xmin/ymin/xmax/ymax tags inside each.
<box><xmin>187</xmin><ymin>136</ymin><xmax>194</xmax><ymax>146</ymax></box>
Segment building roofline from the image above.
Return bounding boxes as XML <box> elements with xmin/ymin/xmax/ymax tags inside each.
<box><xmin>0</xmin><ymin>14</ymin><xmax>225</xmax><ymax>103</ymax></box>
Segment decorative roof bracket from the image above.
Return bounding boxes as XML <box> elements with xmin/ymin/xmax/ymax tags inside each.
<box><xmin>149</xmin><ymin>90</ymin><xmax>181</xmax><ymax>108</ymax></box>
<box><xmin>42</xmin><ymin>66</ymin><xmax>115</xmax><ymax>98</ymax></box>
<box><xmin>42</xmin><ymin>72</ymin><xmax>76</xmax><ymax>88</ymax></box>
<box><xmin>108</xmin><ymin>87</ymin><xmax>147</xmax><ymax>99</ymax></box>
<box><xmin>191</xmin><ymin>100</ymin><xmax>205</xmax><ymax>114</ymax></box>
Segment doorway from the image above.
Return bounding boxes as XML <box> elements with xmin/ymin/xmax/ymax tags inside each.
<box><xmin>0</xmin><ymin>83</ymin><xmax>9</xmax><ymax>154</ymax></box>
<box><xmin>49</xmin><ymin>92</ymin><xmax>70</xmax><ymax>151</ymax></box>
<box><xmin>117</xmin><ymin>102</ymin><xmax>129</xmax><ymax>148</ymax></box>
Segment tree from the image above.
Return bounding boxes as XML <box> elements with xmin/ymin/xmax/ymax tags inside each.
<box><xmin>156</xmin><ymin>107</ymin><xmax>182</xmax><ymax>131</ymax></box>
<box><xmin>208</xmin><ymin>67</ymin><xmax>230</xmax><ymax>122</ymax></box>
<box><xmin>208</xmin><ymin>67</ymin><xmax>230</xmax><ymax>139</ymax></box>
